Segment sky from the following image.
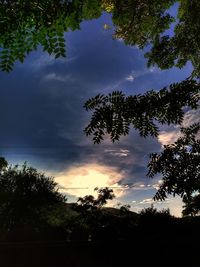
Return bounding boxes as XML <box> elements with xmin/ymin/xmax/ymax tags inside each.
<box><xmin>0</xmin><ymin>13</ymin><xmax>198</xmax><ymax>217</ymax></box>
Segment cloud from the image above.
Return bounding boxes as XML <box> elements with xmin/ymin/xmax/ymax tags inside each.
<box><xmin>30</xmin><ymin>53</ymin><xmax>77</xmax><ymax>70</ymax></box>
<box><xmin>158</xmin><ymin>108</ymin><xmax>200</xmax><ymax>146</ymax></box>
<box><xmin>183</xmin><ymin>108</ymin><xmax>200</xmax><ymax>128</ymax></box>
<box><xmin>125</xmin><ymin>74</ymin><xmax>135</xmax><ymax>82</ymax></box>
<box><xmin>152</xmin><ymin>180</ymin><xmax>163</xmax><ymax>190</ymax></box>
<box><xmin>33</xmin><ymin>54</ymin><xmax>57</xmax><ymax>68</ymax></box>
<box><xmin>125</xmin><ymin>183</ymin><xmax>159</xmax><ymax>191</ymax></box>
<box><xmin>158</xmin><ymin>130</ymin><xmax>181</xmax><ymax>146</ymax></box>
<box><xmin>124</xmin><ymin>69</ymin><xmax>155</xmax><ymax>84</ymax></box>
<box><xmin>137</xmin><ymin>197</ymin><xmax>172</xmax><ymax>206</ymax></box>
<box><xmin>43</xmin><ymin>72</ymin><xmax>73</xmax><ymax>82</ymax></box>
<box><xmin>125</xmin><ymin>67</ymin><xmax>160</xmax><ymax>83</ymax></box>
<box><xmin>104</xmin><ymin>149</ymin><xmax>130</xmax><ymax>157</ymax></box>
<box><xmin>166</xmin><ymin>196</ymin><xmax>183</xmax><ymax>217</ymax></box>
<box><xmin>139</xmin><ymin>198</ymin><xmax>154</xmax><ymax>204</ymax></box>
<box><xmin>149</xmin><ymin>66</ymin><xmax>160</xmax><ymax>73</ymax></box>
<box><xmin>55</xmin><ymin>163</ymin><xmax>125</xmax><ymax>199</ymax></box>
<box><xmin>116</xmin><ymin>38</ymin><xmax>124</xmax><ymax>43</ymax></box>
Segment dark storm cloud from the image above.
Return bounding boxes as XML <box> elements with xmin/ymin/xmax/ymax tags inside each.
<box><xmin>0</xmin><ymin>12</ymin><xmax>192</xmax><ymax>200</ymax></box>
<box><xmin>0</xmin><ymin>15</ymin><xmax>146</xmax><ymax>166</ymax></box>
<box><xmin>101</xmin><ymin>134</ymin><xmax>161</xmax><ymax>186</ymax></box>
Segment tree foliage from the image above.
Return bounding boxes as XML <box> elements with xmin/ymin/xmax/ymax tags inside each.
<box><xmin>0</xmin><ymin>159</ymin><xmax>67</xmax><ymax>230</ymax></box>
<box><xmin>104</xmin><ymin>0</ymin><xmax>200</xmax><ymax>77</ymax></box>
<box><xmin>76</xmin><ymin>187</ymin><xmax>115</xmax><ymax>211</ymax></box>
<box><xmin>182</xmin><ymin>194</ymin><xmax>200</xmax><ymax>217</ymax></box>
<box><xmin>147</xmin><ymin>123</ymin><xmax>200</xmax><ymax>202</ymax></box>
<box><xmin>82</xmin><ymin>0</ymin><xmax>200</xmax><ymax>144</ymax></box>
<box><xmin>112</xmin><ymin>0</ymin><xmax>175</xmax><ymax>48</ymax></box>
<box><xmin>146</xmin><ymin>0</ymin><xmax>200</xmax><ymax>77</ymax></box>
<box><xmin>71</xmin><ymin>187</ymin><xmax>115</xmax><ymax>240</ymax></box>
<box><xmin>0</xmin><ymin>0</ymin><xmax>102</xmax><ymax>71</ymax></box>
<box><xmin>139</xmin><ymin>205</ymin><xmax>173</xmax><ymax>229</ymax></box>
<box><xmin>1</xmin><ymin>0</ymin><xmax>200</xmax><ymax>76</ymax></box>
<box><xmin>84</xmin><ymin>79</ymin><xmax>200</xmax><ymax>143</ymax></box>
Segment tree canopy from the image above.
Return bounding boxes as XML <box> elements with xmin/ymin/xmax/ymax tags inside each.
<box><xmin>182</xmin><ymin>194</ymin><xmax>200</xmax><ymax>216</ymax></box>
<box><xmin>1</xmin><ymin>0</ymin><xmax>200</xmax><ymax>76</ymax></box>
<box><xmin>77</xmin><ymin>187</ymin><xmax>115</xmax><ymax>211</ymax></box>
<box><xmin>147</xmin><ymin>123</ymin><xmax>200</xmax><ymax>203</ymax></box>
<box><xmin>0</xmin><ymin>159</ymin><xmax>67</xmax><ymax>230</ymax></box>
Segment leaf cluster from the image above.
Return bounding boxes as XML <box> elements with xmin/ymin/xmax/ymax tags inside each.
<box><xmin>0</xmin><ymin>0</ymin><xmax>102</xmax><ymax>71</ymax></box>
<box><xmin>147</xmin><ymin>123</ymin><xmax>200</xmax><ymax>201</ymax></box>
<box><xmin>84</xmin><ymin>79</ymin><xmax>200</xmax><ymax>143</ymax></box>
<box><xmin>111</xmin><ymin>0</ymin><xmax>175</xmax><ymax>48</ymax></box>
<box><xmin>105</xmin><ymin>0</ymin><xmax>200</xmax><ymax>77</ymax></box>
<box><xmin>2</xmin><ymin>0</ymin><xmax>200</xmax><ymax>77</ymax></box>
<box><xmin>146</xmin><ymin>0</ymin><xmax>200</xmax><ymax>77</ymax></box>
<box><xmin>182</xmin><ymin>194</ymin><xmax>200</xmax><ymax>216</ymax></box>
<box><xmin>76</xmin><ymin>187</ymin><xmax>115</xmax><ymax>211</ymax></box>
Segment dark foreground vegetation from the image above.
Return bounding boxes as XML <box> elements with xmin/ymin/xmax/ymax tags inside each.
<box><xmin>0</xmin><ymin>208</ymin><xmax>200</xmax><ymax>267</ymax></box>
<box><xmin>0</xmin><ymin>158</ymin><xmax>199</xmax><ymax>266</ymax></box>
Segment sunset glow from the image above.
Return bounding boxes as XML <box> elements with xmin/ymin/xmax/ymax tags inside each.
<box><xmin>55</xmin><ymin>163</ymin><xmax>125</xmax><ymax>198</ymax></box>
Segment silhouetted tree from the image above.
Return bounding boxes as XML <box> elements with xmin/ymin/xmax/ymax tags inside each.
<box><xmin>77</xmin><ymin>187</ymin><xmax>115</xmax><ymax>211</ymax></box>
<box><xmin>84</xmin><ymin>79</ymin><xmax>199</xmax><ymax>143</ymax></box>
<box><xmin>74</xmin><ymin>187</ymin><xmax>115</xmax><ymax>240</ymax></box>
<box><xmin>119</xmin><ymin>204</ymin><xmax>131</xmax><ymax>213</ymax></box>
<box><xmin>182</xmin><ymin>194</ymin><xmax>200</xmax><ymax>217</ymax></box>
<box><xmin>0</xmin><ymin>157</ymin><xmax>8</xmax><ymax>170</ymax></box>
<box><xmin>75</xmin><ymin>187</ymin><xmax>115</xmax><ymax>228</ymax></box>
<box><xmin>147</xmin><ymin>123</ymin><xmax>200</xmax><ymax>210</ymax></box>
<box><xmin>139</xmin><ymin>205</ymin><xmax>172</xmax><ymax>229</ymax></box>
<box><xmin>0</xmin><ymin>159</ymin><xmax>67</xmax><ymax>230</ymax></box>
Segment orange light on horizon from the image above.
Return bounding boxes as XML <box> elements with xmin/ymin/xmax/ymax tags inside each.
<box><xmin>55</xmin><ymin>163</ymin><xmax>125</xmax><ymax>198</ymax></box>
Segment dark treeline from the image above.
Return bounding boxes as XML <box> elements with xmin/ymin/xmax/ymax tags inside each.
<box><xmin>0</xmin><ymin>157</ymin><xmax>199</xmax><ymax>243</ymax></box>
<box><xmin>0</xmin><ymin>158</ymin><xmax>200</xmax><ymax>266</ymax></box>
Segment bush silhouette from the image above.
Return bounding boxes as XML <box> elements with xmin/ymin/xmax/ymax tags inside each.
<box><xmin>0</xmin><ymin>159</ymin><xmax>67</xmax><ymax>232</ymax></box>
